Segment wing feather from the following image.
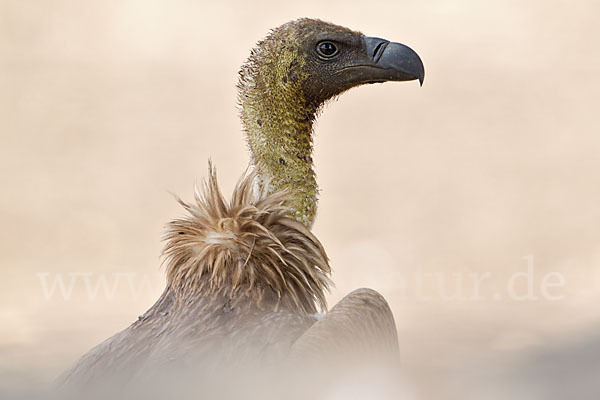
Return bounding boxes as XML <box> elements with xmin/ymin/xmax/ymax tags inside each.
<box><xmin>290</xmin><ymin>288</ymin><xmax>399</xmax><ymax>363</ymax></box>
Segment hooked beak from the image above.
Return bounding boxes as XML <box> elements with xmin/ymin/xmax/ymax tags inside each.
<box><xmin>361</xmin><ymin>36</ymin><xmax>425</xmax><ymax>86</ymax></box>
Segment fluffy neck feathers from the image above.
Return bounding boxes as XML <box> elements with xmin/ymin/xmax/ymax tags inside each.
<box><xmin>163</xmin><ymin>166</ymin><xmax>331</xmax><ymax>314</ymax></box>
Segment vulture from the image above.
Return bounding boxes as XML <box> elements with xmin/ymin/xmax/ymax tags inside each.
<box><xmin>59</xmin><ymin>18</ymin><xmax>424</xmax><ymax>398</ymax></box>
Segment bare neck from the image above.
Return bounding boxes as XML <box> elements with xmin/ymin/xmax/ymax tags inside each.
<box><xmin>238</xmin><ymin>47</ymin><xmax>319</xmax><ymax>228</ymax></box>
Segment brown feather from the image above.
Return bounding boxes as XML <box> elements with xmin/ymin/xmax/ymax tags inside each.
<box><xmin>290</xmin><ymin>288</ymin><xmax>400</xmax><ymax>362</ymax></box>
<box><xmin>58</xmin><ymin>164</ymin><xmax>333</xmax><ymax>388</ymax></box>
<box><xmin>163</xmin><ymin>163</ymin><xmax>331</xmax><ymax>314</ymax></box>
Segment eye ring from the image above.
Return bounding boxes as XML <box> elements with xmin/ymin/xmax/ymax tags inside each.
<box><xmin>316</xmin><ymin>41</ymin><xmax>339</xmax><ymax>58</ymax></box>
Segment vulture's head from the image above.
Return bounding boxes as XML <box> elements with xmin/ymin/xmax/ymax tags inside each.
<box><xmin>239</xmin><ymin>18</ymin><xmax>424</xmax><ymax>111</ymax></box>
<box><xmin>238</xmin><ymin>18</ymin><xmax>424</xmax><ymax>227</ymax></box>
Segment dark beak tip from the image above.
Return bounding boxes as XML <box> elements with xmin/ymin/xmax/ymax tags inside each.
<box><xmin>363</xmin><ymin>36</ymin><xmax>425</xmax><ymax>87</ymax></box>
<box><xmin>417</xmin><ymin>63</ymin><xmax>425</xmax><ymax>86</ymax></box>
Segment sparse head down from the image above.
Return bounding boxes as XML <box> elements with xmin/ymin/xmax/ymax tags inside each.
<box><xmin>239</xmin><ymin>18</ymin><xmax>424</xmax><ymax>227</ymax></box>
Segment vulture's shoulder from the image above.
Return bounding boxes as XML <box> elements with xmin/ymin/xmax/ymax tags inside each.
<box><xmin>58</xmin><ymin>288</ymin><xmax>316</xmax><ymax>386</ymax></box>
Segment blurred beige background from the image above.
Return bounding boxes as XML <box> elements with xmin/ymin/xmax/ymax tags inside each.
<box><xmin>1</xmin><ymin>0</ymin><xmax>600</xmax><ymax>398</ymax></box>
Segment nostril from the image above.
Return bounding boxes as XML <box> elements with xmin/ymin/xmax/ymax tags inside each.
<box><xmin>372</xmin><ymin>42</ymin><xmax>384</xmax><ymax>58</ymax></box>
<box><xmin>372</xmin><ymin>41</ymin><xmax>389</xmax><ymax>63</ymax></box>
<box><xmin>364</xmin><ymin>36</ymin><xmax>391</xmax><ymax>63</ymax></box>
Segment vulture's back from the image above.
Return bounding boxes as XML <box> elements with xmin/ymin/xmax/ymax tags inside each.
<box><xmin>59</xmin><ymin>285</ymin><xmax>315</xmax><ymax>388</ymax></box>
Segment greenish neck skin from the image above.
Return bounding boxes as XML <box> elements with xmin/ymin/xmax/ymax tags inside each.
<box><xmin>239</xmin><ymin>56</ymin><xmax>319</xmax><ymax>228</ymax></box>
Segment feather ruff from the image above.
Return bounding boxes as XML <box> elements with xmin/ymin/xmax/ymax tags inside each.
<box><xmin>162</xmin><ymin>163</ymin><xmax>331</xmax><ymax>314</ymax></box>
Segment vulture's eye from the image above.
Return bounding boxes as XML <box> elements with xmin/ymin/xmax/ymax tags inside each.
<box><xmin>316</xmin><ymin>41</ymin><xmax>338</xmax><ymax>58</ymax></box>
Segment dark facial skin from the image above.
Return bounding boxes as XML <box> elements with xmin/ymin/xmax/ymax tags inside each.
<box><xmin>237</xmin><ymin>18</ymin><xmax>425</xmax><ymax>227</ymax></box>
<box><xmin>294</xmin><ymin>23</ymin><xmax>425</xmax><ymax>107</ymax></box>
